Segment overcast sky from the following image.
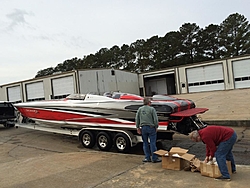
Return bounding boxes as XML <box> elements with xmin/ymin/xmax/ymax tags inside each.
<box><xmin>0</xmin><ymin>0</ymin><xmax>249</xmax><ymax>85</ymax></box>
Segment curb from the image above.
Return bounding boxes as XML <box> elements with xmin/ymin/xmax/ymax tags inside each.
<box><xmin>204</xmin><ymin>120</ymin><xmax>250</xmax><ymax>127</ymax></box>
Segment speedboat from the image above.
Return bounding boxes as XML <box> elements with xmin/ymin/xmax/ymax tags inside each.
<box><xmin>14</xmin><ymin>93</ymin><xmax>208</xmax><ymax>134</ymax></box>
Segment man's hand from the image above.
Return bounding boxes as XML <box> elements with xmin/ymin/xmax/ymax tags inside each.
<box><xmin>204</xmin><ymin>156</ymin><xmax>213</xmax><ymax>163</ymax></box>
<box><xmin>137</xmin><ymin>128</ymin><xmax>141</xmax><ymax>135</ymax></box>
<box><xmin>204</xmin><ymin>156</ymin><xmax>209</xmax><ymax>163</ymax></box>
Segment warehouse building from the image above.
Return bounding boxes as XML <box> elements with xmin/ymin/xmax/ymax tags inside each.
<box><xmin>0</xmin><ymin>54</ymin><xmax>250</xmax><ymax>102</ymax></box>
<box><xmin>139</xmin><ymin>54</ymin><xmax>250</xmax><ymax>96</ymax></box>
<box><xmin>0</xmin><ymin>69</ymin><xmax>139</xmax><ymax>103</ymax></box>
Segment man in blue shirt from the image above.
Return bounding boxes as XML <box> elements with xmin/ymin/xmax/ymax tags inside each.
<box><xmin>136</xmin><ymin>97</ymin><xmax>161</xmax><ymax>163</ymax></box>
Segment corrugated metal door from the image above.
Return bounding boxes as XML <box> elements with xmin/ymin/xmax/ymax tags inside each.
<box><xmin>187</xmin><ymin>64</ymin><xmax>224</xmax><ymax>93</ymax></box>
<box><xmin>26</xmin><ymin>82</ymin><xmax>45</xmax><ymax>101</ymax></box>
<box><xmin>7</xmin><ymin>86</ymin><xmax>21</xmax><ymax>103</ymax></box>
<box><xmin>233</xmin><ymin>59</ymin><xmax>250</xmax><ymax>89</ymax></box>
<box><xmin>52</xmin><ymin>76</ymin><xmax>74</xmax><ymax>98</ymax></box>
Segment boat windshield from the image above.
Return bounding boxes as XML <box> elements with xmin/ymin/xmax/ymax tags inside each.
<box><xmin>66</xmin><ymin>94</ymin><xmax>86</xmax><ymax>100</ymax></box>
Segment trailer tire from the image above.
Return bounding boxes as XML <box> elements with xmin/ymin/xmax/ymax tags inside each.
<box><xmin>114</xmin><ymin>133</ymin><xmax>131</xmax><ymax>153</ymax></box>
<box><xmin>3</xmin><ymin>122</ymin><xmax>14</xmax><ymax>128</ymax></box>
<box><xmin>80</xmin><ymin>130</ymin><xmax>96</xmax><ymax>148</ymax></box>
<box><xmin>3</xmin><ymin>123</ymin><xmax>9</xmax><ymax>128</ymax></box>
<box><xmin>96</xmin><ymin>132</ymin><xmax>113</xmax><ymax>151</ymax></box>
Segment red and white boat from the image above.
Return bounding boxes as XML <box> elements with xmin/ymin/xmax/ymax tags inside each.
<box><xmin>14</xmin><ymin>93</ymin><xmax>208</xmax><ymax>134</ymax></box>
<box><xmin>14</xmin><ymin>93</ymin><xmax>208</xmax><ymax>152</ymax></box>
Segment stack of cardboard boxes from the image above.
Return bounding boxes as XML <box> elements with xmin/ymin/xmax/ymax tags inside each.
<box><xmin>154</xmin><ymin>147</ymin><xmax>232</xmax><ymax>178</ymax></box>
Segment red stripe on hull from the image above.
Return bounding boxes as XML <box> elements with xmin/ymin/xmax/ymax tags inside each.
<box><xmin>17</xmin><ymin>107</ymin><xmax>169</xmax><ymax>127</ymax></box>
<box><xmin>17</xmin><ymin>107</ymin><xmax>132</xmax><ymax>124</ymax></box>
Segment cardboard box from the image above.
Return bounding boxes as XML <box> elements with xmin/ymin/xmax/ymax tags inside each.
<box><xmin>200</xmin><ymin>161</ymin><xmax>232</xmax><ymax>178</ymax></box>
<box><xmin>190</xmin><ymin>158</ymin><xmax>201</xmax><ymax>172</ymax></box>
<box><xmin>154</xmin><ymin>147</ymin><xmax>195</xmax><ymax>171</ymax></box>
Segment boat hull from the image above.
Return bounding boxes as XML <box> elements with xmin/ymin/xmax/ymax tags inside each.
<box><xmin>16</xmin><ymin>105</ymin><xmax>169</xmax><ymax>131</ymax></box>
<box><xmin>14</xmin><ymin>94</ymin><xmax>197</xmax><ymax>132</ymax></box>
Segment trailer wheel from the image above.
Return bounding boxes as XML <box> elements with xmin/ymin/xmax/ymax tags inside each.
<box><xmin>3</xmin><ymin>123</ymin><xmax>9</xmax><ymax>128</ymax></box>
<box><xmin>114</xmin><ymin>133</ymin><xmax>131</xmax><ymax>153</ymax></box>
<box><xmin>3</xmin><ymin>123</ymin><xmax>14</xmax><ymax>128</ymax></box>
<box><xmin>96</xmin><ymin>132</ymin><xmax>113</xmax><ymax>151</ymax></box>
<box><xmin>80</xmin><ymin>130</ymin><xmax>96</xmax><ymax>148</ymax></box>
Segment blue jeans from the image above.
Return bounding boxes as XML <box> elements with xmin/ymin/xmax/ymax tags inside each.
<box><xmin>141</xmin><ymin>125</ymin><xmax>158</xmax><ymax>161</ymax></box>
<box><xmin>215</xmin><ymin>131</ymin><xmax>237</xmax><ymax>178</ymax></box>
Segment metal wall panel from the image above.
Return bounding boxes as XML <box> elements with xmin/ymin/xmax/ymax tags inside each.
<box><xmin>78</xmin><ymin>71</ymin><xmax>99</xmax><ymax>94</ymax></box>
<box><xmin>78</xmin><ymin>69</ymin><xmax>139</xmax><ymax>95</ymax></box>
<box><xmin>114</xmin><ymin>70</ymin><xmax>140</xmax><ymax>94</ymax></box>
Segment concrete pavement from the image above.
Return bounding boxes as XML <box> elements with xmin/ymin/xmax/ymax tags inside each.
<box><xmin>173</xmin><ymin>88</ymin><xmax>250</xmax><ymax>126</ymax></box>
<box><xmin>0</xmin><ymin>149</ymin><xmax>249</xmax><ymax>188</ymax></box>
<box><xmin>0</xmin><ymin>126</ymin><xmax>249</xmax><ymax>188</ymax></box>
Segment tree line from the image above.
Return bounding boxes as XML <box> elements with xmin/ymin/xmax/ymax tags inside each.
<box><xmin>35</xmin><ymin>13</ymin><xmax>250</xmax><ymax>78</ymax></box>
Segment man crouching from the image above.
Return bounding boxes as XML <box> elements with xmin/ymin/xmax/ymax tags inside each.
<box><xmin>190</xmin><ymin>125</ymin><xmax>237</xmax><ymax>181</ymax></box>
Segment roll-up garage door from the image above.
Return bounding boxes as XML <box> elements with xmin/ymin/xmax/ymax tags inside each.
<box><xmin>233</xmin><ymin>59</ymin><xmax>250</xmax><ymax>89</ymax></box>
<box><xmin>52</xmin><ymin>76</ymin><xmax>74</xmax><ymax>99</ymax></box>
<box><xmin>187</xmin><ymin>64</ymin><xmax>224</xmax><ymax>93</ymax></box>
<box><xmin>7</xmin><ymin>86</ymin><xmax>21</xmax><ymax>103</ymax></box>
<box><xmin>26</xmin><ymin>82</ymin><xmax>45</xmax><ymax>101</ymax></box>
